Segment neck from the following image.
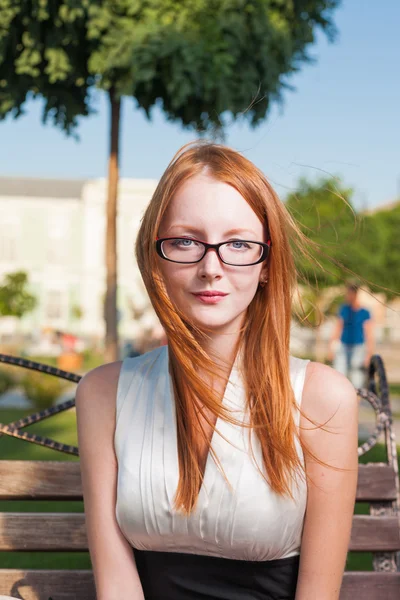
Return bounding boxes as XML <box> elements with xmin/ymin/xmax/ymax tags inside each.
<box><xmin>196</xmin><ymin>318</ymin><xmax>244</xmax><ymax>387</ymax></box>
<box><xmin>202</xmin><ymin>333</ymin><xmax>239</xmax><ymax>373</ymax></box>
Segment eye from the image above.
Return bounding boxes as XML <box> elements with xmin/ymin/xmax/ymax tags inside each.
<box><xmin>176</xmin><ymin>239</ymin><xmax>192</xmax><ymax>246</ymax></box>
<box><xmin>171</xmin><ymin>238</ymin><xmax>201</xmax><ymax>248</ymax></box>
<box><xmin>227</xmin><ymin>240</ymin><xmax>251</xmax><ymax>250</ymax></box>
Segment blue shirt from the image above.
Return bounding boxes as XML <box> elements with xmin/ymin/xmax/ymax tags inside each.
<box><xmin>339</xmin><ymin>304</ymin><xmax>371</xmax><ymax>345</ymax></box>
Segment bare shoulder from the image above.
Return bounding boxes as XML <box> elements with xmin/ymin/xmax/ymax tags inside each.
<box><xmin>75</xmin><ymin>361</ymin><xmax>123</xmax><ymax>420</ymax></box>
<box><xmin>77</xmin><ymin>361</ymin><xmax>122</xmax><ymax>392</ymax></box>
<box><xmin>75</xmin><ymin>361</ymin><xmax>124</xmax><ymax>464</ymax></box>
<box><xmin>301</xmin><ymin>361</ymin><xmax>358</xmax><ymax>428</ymax></box>
<box><xmin>76</xmin><ymin>361</ymin><xmax>122</xmax><ymax>398</ymax></box>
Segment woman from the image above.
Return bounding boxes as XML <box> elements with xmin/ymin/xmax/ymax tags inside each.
<box><xmin>76</xmin><ymin>142</ymin><xmax>358</xmax><ymax>600</ymax></box>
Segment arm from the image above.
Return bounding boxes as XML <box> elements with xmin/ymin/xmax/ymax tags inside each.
<box><xmin>327</xmin><ymin>317</ymin><xmax>344</xmax><ymax>363</ymax></box>
<box><xmin>363</xmin><ymin>317</ymin><xmax>374</xmax><ymax>367</ymax></box>
<box><xmin>75</xmin><ymin>363</ymin><xmax>145</xmax><ymax>600</ymax></box>
<box><xmin>295</xmin><ymin>362</ymin><xmax>359</xmax><ymax>600</ymax></box>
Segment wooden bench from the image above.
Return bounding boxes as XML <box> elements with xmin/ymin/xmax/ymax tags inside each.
<box><xmin>0</xmin><ymin>354</ymin><xmax>399</xmax><ymax>599</ymax></box>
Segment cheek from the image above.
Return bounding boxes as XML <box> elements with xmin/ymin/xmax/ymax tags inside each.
<box><xmin>231</xmin><ymin>267</ymin><xmax>262</xmax><ymax>293</ymax></box>
<box><xmin>159</xmin><ymin>264</ymin><xmax>192</xmax><ymax>297</ymax></box>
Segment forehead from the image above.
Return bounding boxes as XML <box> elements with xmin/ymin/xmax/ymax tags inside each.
<box><xmin>161</xmin><ymin>174</ymin><xmax>264</xmax><ymax>236</ymax></box>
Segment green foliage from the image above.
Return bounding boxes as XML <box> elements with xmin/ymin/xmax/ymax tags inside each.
<box><xmin>0</xmin><ymin>271</ymin><xmax>37</xmax><ymax>318</ymax></box>
<box><xmin>83</xmin><ymin>0</ymin><xmax>341</xmax><ymax>131</ymax></box>
<box><xmin>0</xmin><ymin>0</ymin><xmax>341</xmax><ymax>133</ymax></box>
<box><xmin>360</xmin><ymin>206</ymin><xmax>400</xmax><ymax>298</ymax></box>
<box><xmin>80</xmin><ymin>347</ymin><xmax>104</xmax><ymax>371</ymax></box>
<box><xmin>0</xmin><ymin>366</ymin><xmax>18</xmax><ymax>396</ymax></box>
<box><xmin>292</xmin><ymin>285</ymin><xmax>343</xmax><ymax>328</ymax></box>
<box><xmin>70</xmin><ymin>304</ymin><xmax>83</xmax><ymax>320</ymax></box>
<box><xmin>0</xmin><ymin>0</ymin><xmax>342</xmax><ymax>358</ymax></box>
<box><xmin>20</xmin><ymin>372</ymin><xmax>68</xmax><ymax>411</ymax></box>
<box><xmin>0</xmin><ymin>0</ymin><xmax>94</xmax><ymax>132</ymax></box>
<box><xmin>286</xmin><ymin>177</ymin><xmax>400</xmax><ymax>297</ymax></box>
<box><xmin>286</xmin><ymin>177</ymin><xmax>357</xmax><ymax>287</ymax></box>
<box><xmin>25</xmin><ymin>355</ymin><xmax>58</xmax><ymax>368</ymax></box>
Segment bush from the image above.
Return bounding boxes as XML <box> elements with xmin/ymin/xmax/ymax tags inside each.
<box><xmin>81</xmin><ymin>348</ymin><xmax>104</xmax><ymax>372</ymax></box>
<box><xmin>0</xmin><ymin>366</ymin><xmax>19</xmax><ymax>396</ymax></box>
<box><xmin>20</xmin><ymin>371</ymin><xmax>68</xmax><ymax>411</ymax></box>
<box><xmin>26</xmin><ymin>355</ymin><xmax>58</xmax><ymax>368</ymax></box>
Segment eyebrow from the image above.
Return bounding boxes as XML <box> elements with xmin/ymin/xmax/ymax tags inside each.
<box><xmin>166</xmin><ymin>225</ymin><xmax>259</xmax><ymax>238</ymax></box>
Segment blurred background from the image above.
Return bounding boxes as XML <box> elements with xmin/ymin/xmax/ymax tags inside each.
<box><xmin>0</xmin><ymin>0</ymin><xmax>399</xmax><ymax>573</ymax></box>
<box><xmin>1</xmin><ymin>0</ymin><xmax>399</xmax><ymax>408</ymax></box>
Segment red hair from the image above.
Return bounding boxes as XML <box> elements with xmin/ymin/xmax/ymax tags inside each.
<box><xmin>136</xmin><ymin>141</ymin><xmax>314</xmax><ymax>513</ymax></box>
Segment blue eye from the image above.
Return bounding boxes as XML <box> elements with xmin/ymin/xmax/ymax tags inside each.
<box><xmin>173</xmin><ymin>238</ymin><xmax>196</xmax><ymax>247</ymax></box>
<box><xmin>228</xmin><ymin>241</ymin><xmax>251</xmax><ymax>250</ymax></box>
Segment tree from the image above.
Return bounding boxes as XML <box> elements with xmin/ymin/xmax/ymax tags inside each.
<box><xmin>0</xmin><ymin>0</ymin><xmax>341</xmax><ymax>361</ymax></box>
<box><xmin>285</xmin><ymin>176</ymin><xmax>357</xmax><ymax>287</ymax></box>
<box><xmin>286</xmin><ymin>177</ymin><xmax>400</xmax><ymax>298</ymax></box>
<box><xmin>377</xmin><ymin>206</ymin><xmax>400</xmax><ymax>296</ymax></box>
<box><xmin>286</xmin><ymin>178</ymin><xmax>400</xmax><ymax>359</ymax></box>
<box><xmin>358</xmin><ymin>204</ymin><xmax>400</xmax><ymax>298</ymax></box>
<box><xmin>0</xmin><ymin>271</ymin><xmax>37</xmax><ymax>318</ymax></box>
<box><xmin>286</xmin><ymin>176</ymin><xmax>361</xmax><ymax>360</ymax></box>
<box><xmin>292</xmin><ymin>284</ymin><xmax>343</xmax><ymax>361</ymax></box>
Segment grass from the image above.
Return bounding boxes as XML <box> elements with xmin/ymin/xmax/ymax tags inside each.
<box><xmin>0</xmin><ymin>409</ymin><xmax>399</xmax><ymax>571</ymax></box>
<box><xmin>0</xmin><ymin>408</ymin><xmax>79</xmax><ymax>461</ymax></box>
<box><xmin>0</xmin><ymin>407</ymin><xmax>90</xmax><ymax>568</ymax></box>
<box><xmin>390</xmin><ymin>383</ymin><xmax>400</xmax><ymax>396</ymax></box>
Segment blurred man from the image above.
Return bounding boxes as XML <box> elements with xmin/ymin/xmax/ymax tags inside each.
<box><xmin>328</xmin><ymin>281</ymin><xmax>374</xmax><ymax>388</ymax></box>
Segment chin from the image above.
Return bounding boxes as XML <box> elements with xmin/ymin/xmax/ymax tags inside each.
<box><xmin>189</xmin><ymin>311</ymin><xmax>241</xmax><ymax>333</ymax></box>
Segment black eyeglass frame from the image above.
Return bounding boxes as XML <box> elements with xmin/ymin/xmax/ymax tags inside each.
<box><xmin>155</xmin><ymin>236</ymin><xmax>272</xmax><ymax>266</ymax></box>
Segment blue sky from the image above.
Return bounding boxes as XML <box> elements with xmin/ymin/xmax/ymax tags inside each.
<box><xmin>1</xmin><ymin>0</ymin><xmax>399</xmax><ymax>210</ymax></box>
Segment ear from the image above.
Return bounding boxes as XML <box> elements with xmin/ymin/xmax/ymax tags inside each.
<box><xmin>259</xmin><ymin>267</ymin><xmax>268</xmax><ymax>284</ymax></box>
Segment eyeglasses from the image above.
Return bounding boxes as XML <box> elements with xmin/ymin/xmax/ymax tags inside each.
<box><xmin>155</xmin><ymin>237</ymin><xmax>272</xmax><ymax>266</ymax></box>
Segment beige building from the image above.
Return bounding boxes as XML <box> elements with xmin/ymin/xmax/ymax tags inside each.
<box><xmin>0</xmin><ymin>176</ymin><xmax>158</xmax><ymax>345</ymax></box>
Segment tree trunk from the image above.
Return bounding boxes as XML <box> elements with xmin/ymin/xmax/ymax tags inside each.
<box><xmin>104</xmin><ymin>88</ymin><xmax>121</xmax><ymax>363</ymax></box>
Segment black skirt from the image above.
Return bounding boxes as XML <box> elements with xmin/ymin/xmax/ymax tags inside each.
<box><xmin>133</xmin><ymin>549</ymin><xmax>299</xmax><ymax>600</ymax></box>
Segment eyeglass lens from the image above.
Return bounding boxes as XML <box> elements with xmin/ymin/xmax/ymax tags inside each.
<box><xmin>161</xmin><ymin>238</ymin><xmax>263</xmax><ymax>265</ymax></box>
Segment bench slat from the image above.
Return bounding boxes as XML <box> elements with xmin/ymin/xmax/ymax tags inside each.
<box><xmin>340</xmin><ymin>572</ymin><xmax>400</xmax><ymax>600</ymax></box>
<box><xmin>0</xmin><ymin>570</ymin><xmax>399</xmax><ymax>600</ymax></box>
<box><xmin>1</xmin><ymin>513</ymin><xmax>399</xmax><ymax>552</ymax></box>
<box><xmin>349</xmin><ymin>515</ymin><xmax>400</xmax><ymax>552</ymax></box>
<box><xmin>356</xmin><ymin>464</ymin><xmax>397</xmax><ymax>501</ymax></box>
<box><xmin>0</xmin><ymin>569</ymin><xmax>95</xmax><ymax>599</ymax></box>
<box><xmin>0</xmin><ymin>461</ymin><xmax>82</xmax><ymax>500</ymax></box>
<box><xmin>0</xmin><ymin>461</ymin><xmax>397</xmax><ymax>502</ymax></box>
<box><xmin>0</xmin><ymin>513</ymin><xmax>87</xmax><ymax>550</ymax></box>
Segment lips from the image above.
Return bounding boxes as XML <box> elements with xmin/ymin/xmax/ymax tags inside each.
<box><xmin>193</xmin><ymin>291</ymin><xmax>228</xmax><ymax>297</ymax></box>
<box><xmin>191</xmin><ymin>291</ymin><xmax>228</xmax><ymax>304</ymax></box>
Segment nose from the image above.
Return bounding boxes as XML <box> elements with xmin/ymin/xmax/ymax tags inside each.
<box><xmin>197</xmin><ymin>247</ymin><xmax>224</xmax><ymax>280</ymax></box>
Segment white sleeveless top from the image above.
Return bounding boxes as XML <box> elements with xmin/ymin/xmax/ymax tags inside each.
<box><xmin>114</xmin><ymin>345</ymin><xmax>309</xmax><ymax>562</ymax></box>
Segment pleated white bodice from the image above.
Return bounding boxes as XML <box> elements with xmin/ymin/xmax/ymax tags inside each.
<box><xmin>114</xmin><ymin>345</ymin><xmax>309</xmax><ymax>561</ymax></box>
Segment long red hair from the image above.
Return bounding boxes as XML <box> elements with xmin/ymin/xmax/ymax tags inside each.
<box><xmin>136</xmin><ymin>141</ymin><xmax>314</xmax><ymax>513</ymax></box>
